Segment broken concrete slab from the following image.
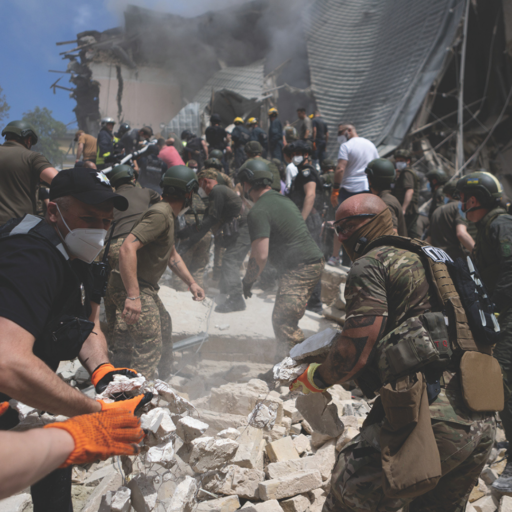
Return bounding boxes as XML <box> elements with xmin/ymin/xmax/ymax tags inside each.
<box><xmin>240</xmin><ymin>500</ymin><xmax>284</xmax><ymax>512</ymax></box>
<box><xmin>258</xmin><ymin>470</ymin><xmax>323</xmax><ymax>500</ymax></box>
<box><xmin>248</xmin><ymin>403</ymin><xmax>278</xmax><ymax>431</ymax></box>
<box><xmin>196</xmin><ymin>495</ymin><xmax>240</xmax><ymax>512</ymax></box>
<box><xmin>232</xmin><ymin>426</ymin><xmax>264</xmax><ymax>469</ymax></box>
<box><xmin>265</xmin><ymin>436</ymin><xmax>300</xmax><ymax>463</ymax></box>
<box><xmin>197</xmin><ymin>409</ymin><xmax>248</xmax><ymax>436</ymax></box>
<box><xmin>83</xmin><ymin>463</ymin><xmax>116</xmax><ymax>485</ymax></box>
<box><xmin>146</xmin><ymin>438</ymin><xmax>175</xmax><ymax>467</ymax></box>
<box><xmin>500</xmin><ymin>496</ymin><xmax>512</xmax><ymax>512</ymax></box>
<box><xmin>128</xmin><ymin>473</ymin><xmax>158</xmax><ymax>512</ymax></box>
<box><xmin>272</xmin><ymin>358</ymin><xmax>308</xmax><ymax>387</ymax></box>
<box><xmin>82</xmin><ymin>471</ymin><xmax>122</xmax><ymax>512</ymax></box>
<box><xmin>280</xmin><ymin>494</ymin><xmax>311</xmax><ymax>512</ymax></box>
<box><xmin>0</xmin><ymin>494</ymin><xmax>31</xmax><ymax>512</ymax></box>
<box><xmin>217</xmin><ymin>428</ymin><xmax>240</xmax><ymax>440</ymax></box>
<box><xmin>167</xmin><ymin>476</ymin><xmax>197</xmax><ymax>512</ymax></box>
<box><xmin>307</xmin><ymin>488</ymin><xmax>328</xmax><ymax>512</ymax></box>
<box><xmin>176</xmin><ymin>416</ymin><xmax>209</xmax><ymax>444</ymax></box>
<box><xmin>292</xmin><ymin>434</ymin><xmax>311</xmax><ymax>456</ymax></box>
<box><xmin>202</xmin><ymin>465</ymin><xmax>265</xmax><ymax>500</ymax></box>
<box><xmin>111</xmin><ymin>487</ymin><xmax>131</xmax><ymax>512</ymax></box>
<box><xmin>140</xmin><ymin>407</ymin><xmax>176</xmax><ymax>440</ymax></box>
<box><xmin>290</xmin><ymin>424</ymin><xmax>302</xmax><ymax>436</ymax></box>
<box><xmin>282</xmin><ymin>401</ymin><xmax>303</xmax><ymax>424</ymax></box>
<box><xmin>289</xmin><ymin>328</ymin><xmax>338</xmax><ymax>362</ymax></box>
<box><xmin>189</xmin><ymin>437</ymin><xmax>239</xmax><ymax>473</ymax></box>
<box><xmin>295</xmin><ymin>392</ymin><xmax>344</xmax><ymax>438</ymax></box>
<box><xmin>154</xmin><ymin>379</ymin><xmax>196</xmax><ymax>414</ymax></box>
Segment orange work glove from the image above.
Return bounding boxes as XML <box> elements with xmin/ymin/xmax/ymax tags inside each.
<box><xmin>290</xmin><ymin>364</ymin><xmax>326</xmax><ymax>394</ymax></box>
<box><xmin>91</xmin><ymin>363</ymin><xmax>138</xmax><ymax>393</ymax></box>
<box><xmin>44</xmin><ymin>409</ymin><xmax>144</xmax><ymax>467</ymax></box>
<box><xmin>97</xmin><ymin>392</ymin><xmax>153</xmax><ymax>415</ymax></box>
<box><xmin>0</xmin><ymin>402</ymin><xmax>9</xmax><ymax>417</ymax></box>
<box><xmin>331</xmin><ymin>187</ymin><xmax>340</xmax><ymax>208</ymax></box>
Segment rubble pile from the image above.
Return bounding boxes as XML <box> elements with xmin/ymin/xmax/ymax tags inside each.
<box><xmin>320</xmin><ymin>266</ymin><xmax>348</xmax><ymax>326</ymax></box>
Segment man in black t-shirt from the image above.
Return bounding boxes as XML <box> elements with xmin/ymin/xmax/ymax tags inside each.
<box><xmin>137</xmin><ymin>144</ymin><xmax>167</xmax><ymax>194</ymax></box>
<box><xmin>177</xmin><ymin>169</ymin><xmax>251</xmax><ymax>312</ymax></box>
<box><xmin>0</xmin><ymin>169</ymin><xmax>150</xmax><ymax>511</ymax></box>
<box><xmin>205</xmin><ymin>114</ymin><xmax>231</xmax><ymax>174</ymax></box>
<box><xmin>311</xmin><ymin>110</ymin><xmax>329</xmax><ymax>165</ymax></box>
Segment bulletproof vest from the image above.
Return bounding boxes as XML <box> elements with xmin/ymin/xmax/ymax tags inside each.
<box><xmin>0</xmin><ymin>215</ymin><xmax>94</xmax><ymax>370</ymax></box>
<box><xmin>289</xmin><ymin>164</ymin><xmax>324</xmax><ymax>211</ymax></box>
<box><xmin>356</xmin><ymin>235</ymin><xmax>494</xmax><ymax>395</ymax></box>
<box><xmin>393</xmin><ymin>168</ymin><xmax>419</xmax><ymax>210</ymax></box>
<box><xmin>474</xmin><ymin>207</ymin><xmax>508</xmax><ymax>294</ymax></box>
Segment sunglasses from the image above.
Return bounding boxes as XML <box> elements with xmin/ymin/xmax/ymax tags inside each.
<box><xmin>333</xmin><ymin>214</ymin><xmax>376</xmax><ymax>236</ymax></box>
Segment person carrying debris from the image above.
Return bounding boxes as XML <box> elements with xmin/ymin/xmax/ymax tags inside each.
<box><xmin>115</xmin><ymin>165</ymin><xmax>205</xmax><ymax>380</ymax></box>
<box><xmin>0</xmin><ymin>121</ymin><xmax>58</xmax><ymax>225</ymax></box>
<box><xmin>0</xmin><ymin>168</ymin><xmax>151</xmax><ymax>511</ymax></box>
<box><xmin>455</xmin><ymin>171</ymin><xmax>512</xmax><ymax>493</ymax></box>
<box><xmin>231</xmin><ymin>117</ymin><xmax>251</xmax><ymax>171</ymax></box>
<box><xmin>365</xmin><ymin>158</ymin><xmax>407</xmax><ymax>236</ymax></box>
<box><xmin>102</xmin><ymin>164</ymin><xmax>161</xmax><ymax>356</ymax></box>
<box><xmin>238</xmin><ymin>160</ymin><xmax>324</xmax><ymax>356</ymax></box>
<box><xmin>268</xmin><ymin>107</ymin><xmax>286</xmax><ymax>162</ymax></box>
<box><xmin>392</xmin><ymin>148</ymin><xmax>420</xmax><ymax>238</ymax></box>
<box><xmin>177</xmin><ymin>169</ymin><xmax>250</xmax><ymax>313</ymax></box>
<box><xmin>290</xmin><ymin>193</ymin><xmax>498</xmax><ymax>512</ymax></box>
<box><xmin>239</xmin><ymin>141</ymin><xmax>281</xmax><ymax>192</ymax></box>
<box><xmin>426</xmin><ymin>180</ymin><xmax>474</xmax><ymax>260</ymax></box>
<box><xmin>247</xmin><ymin>117</ymin><xmax>268</xmax><ymax>158</ymax></box>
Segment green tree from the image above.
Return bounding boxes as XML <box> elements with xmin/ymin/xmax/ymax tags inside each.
<box><xmin>22</xmin><ymin>107</ymin><xmax>66</xmax><ymax>166</ymax></box>
<box><xmin>0</xmin><ymin>85</ymin><xmax>10</xmax><ymax>125</ymax></box>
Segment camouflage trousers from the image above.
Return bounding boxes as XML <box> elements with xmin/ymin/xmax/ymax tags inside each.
<box><xmin>106</xmin><ymin>282</ymin><xmax>172</xmax><ymax>380</ymax></box>
<box><xmin>103</xmin><ymin>237</ymin><xmax>125</xmax><ymax>344</ymax></box>
<box><xmin>272</xmin><ymin>260</ymin><xmax>324</xmax><ymax>356</ymax></box>
<box><xmin>324</xmin><ymin>415</ymin><xmax>495</xmax><ymax>512</ymax></box>
<box><xmin>493</xmin><ymin>306</ymin><xmax>512</xmax><ymax>444</ymax></box>
<box><xmin>174</xmin><ymin>232</ymin><xmax>212</xmax><ymax>291</ymax></box>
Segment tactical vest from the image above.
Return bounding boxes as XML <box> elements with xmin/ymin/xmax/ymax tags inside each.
<box><xmin>0</xmin><ymin>215</ymin><xmax>94</xmax><ymax>369</ymax></box>
<box><xmin>474</xmin><ymin>207</ymin><xmax>508</xmax><ymax>294</ymax></box>
<box><xmin>356</xmin><ymin>235</ymin><xmax>503</xmax><ymax>412</ymax></box>
<box><xmin>393</xmin><ymin>168</ymin><xmax>419</xmax><ymax>213</ymax></box>
<box><xmin>289</xmin><ymin>164</ymin><xmax>324</xmax><ymax>211</ymax></box>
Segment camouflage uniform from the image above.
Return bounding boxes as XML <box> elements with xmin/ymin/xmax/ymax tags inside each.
<box><xmin>272</xmin><ymin>260</ymin><xmax>324</xmax><ymax>355</ymax></box>
<box><xmin>324</xmin><ymin>245</ymin><xmax>496</xmax><ymax>512</ymax></box>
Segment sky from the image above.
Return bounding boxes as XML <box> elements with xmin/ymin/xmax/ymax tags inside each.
<box><xmin>0</xmin><ymin>0</ymin><xmax>248</xmax><ymax>130</ymax></box>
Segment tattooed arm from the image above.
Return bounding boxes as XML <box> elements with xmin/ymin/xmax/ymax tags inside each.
<box><xmin>168</xmin><ymin>246</ymin><xmax>205</xmax><ymax>301</ymax></box>
<box><xmin>243</xmin><ymin>238</ymin><xmax>270</xmax><ymax>285</ymax></box>
<box><xmin>119</xmin><ymin>234</ymin><xmax>144</xmax><ymax>325</ymax></box>
<box><xmin>317</xmin><ymin>315</ymin><xmax>387</xmax><ymax>386</ymax></box>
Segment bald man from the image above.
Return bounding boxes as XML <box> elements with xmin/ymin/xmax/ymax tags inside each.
<box><xmin>291</xmin><ymin>193</ymin><xmax>496</xmax><ymax>512</ymax></box>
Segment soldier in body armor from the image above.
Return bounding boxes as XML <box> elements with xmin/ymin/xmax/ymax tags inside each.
<box><xmin>291</xmin><ymin>193</ymin><xmax>498</xmax><ymax>512</ymax></box>
<box><xmin>456</xmin><ymin>171</ymin><xmax>512</xmax><ymax>492</ymax></box>
<box><xmin>392</xmin><ymin>149</ymin><xmax>420</xmax><ymax>238</ymax></box>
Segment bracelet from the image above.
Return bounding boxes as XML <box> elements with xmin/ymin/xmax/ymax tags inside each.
<box><xmin>127</xmin><ymin>296</ymin><xmax>141</xmax><ymax>300</ymax></box>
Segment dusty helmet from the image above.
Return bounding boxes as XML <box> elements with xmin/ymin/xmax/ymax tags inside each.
<box><xmin>2</xmin><ymin>120</ymin><xmax>38</xmax><ymax>145</ymax></box>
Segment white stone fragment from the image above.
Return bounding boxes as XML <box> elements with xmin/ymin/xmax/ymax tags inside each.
<box><xmin>258</xmin><ymin>470</ymin><xmax>323</xmax><ymax>500</ymax></box>
<box><xmin>217</xmin><ymin>428</ymin><xmax>241</xmax><ymax>440</ymax></box>
<box><xmin>167</xmin><ymin>476</ymin><xmax>197</xmax><ymax>512</ymax></box>
<box><xmin>154</xmin><ymin>379</ymin><xmax>196</xmax><ymax>414</ymax></box>
<box><xmin>111</xmin><ymin>487</ymin><xmax>131</xmax><ymax>512</ymax></box>
<box><xmin>196</xmin><ymin>495</ymin><xmax>240</xmax><ymax>512</ymax></box>
<box><xmin>247</xmin><ymin>403</ymin><xmax>277</xmax><ymax>430</ymax></box>
<box><xmin>500</xmin><ymin>496</ymin><xmax>512</xmax><ymax>512</ymax></box>
<box><xmin>0</xmin><ymin>493</ymin><xmax>31</xmax><ymax>511</ymax></box>
<box><xmin>272</xmin><ymin>358</ymin><xmax>308</xmax><ymax>386</ymax></box>
<box><xmin>128</xmin><ymin>473</ymin><xmax>158</xmax><ymax>512</ymax></box>
<box><xmin>8</xmin><ymin>400</ymin><xmax>36</xmax><ymax>421</ymax></box>
<box><xmin>146</xmin><ymin>438</ymin><xmax>175</xmax><ymax>467</ymax></box>
<box><xmin>140</xmin><ymin>407</ymin><xmax>176</xmax><ymax>439</ymax></box>
<box><xmin>176</xmin><ymin>416</ymin><xmax>209</xmax><ymax>444</ymax></box>
<box><xmin>241</xmin><ymin>500</ymin><xmax>284</xmax><ymax>512</ymax></box>
<box><xmin>189</xmin><ymin>437</ymin><xmax>239</xmax><ymax>473</ymax></box>
<box><xmin>97</xmin><ymin>374</ymin><xmax>146</xmax><ymax>399</ymax></box>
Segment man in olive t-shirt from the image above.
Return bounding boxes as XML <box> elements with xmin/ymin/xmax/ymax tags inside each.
<box><xmin>75</xmin><ymin>130</ymin><xmax>97</xmax><ymax>163</ymax></box>
<box><xmin>0</xmin><ymin>121</ymin><xmax>58</xmax><ymax>225</ymax></box>
<box><xmin>113</xmin><ymin>166</ymin><xmax>205</xmax><ymax>379</ymax></box>
<box><xmin>238</xmin><ymin>160</ymin><xmax>324</xmax><ymax>356</ymax></box>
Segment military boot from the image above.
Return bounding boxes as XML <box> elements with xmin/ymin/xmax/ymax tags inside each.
<box><xmin>215</xmin><ymin>294</ymin><xmax>246</xmax><ymax>313</ymax></box>
<box><xmin>492</xmin><ymin>458</ymin><xmax>512</xmax><ymax>492</ymax></box>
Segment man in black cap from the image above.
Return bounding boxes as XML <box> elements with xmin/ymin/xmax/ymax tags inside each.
<box><xmin>0</xmin><ymin>168</ymin><xmax>151</xmax><ymax>511</ymax></box>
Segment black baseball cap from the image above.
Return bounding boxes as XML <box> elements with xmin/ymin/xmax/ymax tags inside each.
<box><xmin>50</xmin><ymin>168</ymin><xmax>129</xmax><ymax>211</ymax></box>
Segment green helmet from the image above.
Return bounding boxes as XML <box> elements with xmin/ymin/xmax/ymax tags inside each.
<box><xmin>209</xmin><ymin>149</ymin><xmax>224</xmax><ymax>160</ymax></box>
<box><xmin>245</xmin><ymin>140</ymin><xmax>263</xmax><ymax>155</ymax></box>
<box><xmin>426</xmin><ymin>168</ymin><xmax>448</xmax><ymax>185</ymax></box>
<box><xmin>2</xmin><ymin>120</ymin><xmax>38</xmax><ymax>145</ymax></box>
<box><xmin>204</xmin><ymin>157</ymin><xmax>222</xmax><ymax>171</ymax></box>
<box><xmin>238</xmin><ymin>159</ymin><xmax>273</xmax><ymax>186</ymax></box>
<box><xmin>161</xmin><ymin>165</ymin><xmax>198</xmax><ymax>195</ymax></box>
<box><xmin>455</xmin><ymin>171</ymin><xmax>502</xmax><ymax>206</ymax></box>
<box><xmin>365</xmin><ymin>158</ymin><xmax>396</xmax><ymax>188</ymax></box>
<box><xmin>394</xmin><ymin>148</ymin><xmax>412</xmax><ymax>160</ymax></box>
<box><xmin>109</xmin><ymin>164</ymin><xmax>134</xmax><ymax>187</ymax></box>
<box><xmin>321</xmin><ymin>159</ymin><xmax>335</xmax><ymax>171</ymax></box>
<box><xmin>443</xmin><ymin>180</ymin><xmax>458</xmax><ymax>198</ymax></box>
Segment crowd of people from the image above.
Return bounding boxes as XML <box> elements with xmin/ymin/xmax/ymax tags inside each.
<box><xmin>0</xmin><ymin>107</ymin><xmax>511</xmax><ymax>512</ymax></box>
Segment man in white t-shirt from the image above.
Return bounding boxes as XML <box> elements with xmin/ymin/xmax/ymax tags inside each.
<box><xmin>329</xmin><ymin>124</ymin><xmax>378</xmax><ymax>265</ymax></box>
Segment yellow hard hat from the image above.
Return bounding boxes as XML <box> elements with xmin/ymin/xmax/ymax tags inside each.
<box><xmin>268</xmin><ymin>107</ymin><xmax>278</xmax><ymax>116</ymax></box>
<box><xmin>234</xmin><ymin>117</ymin><xmax>244</xmax><ymax>124</ymax></box>
<box><xmin>247</xmin><ymin>117</ymin><xmax>257</xmax><ymax>124</ymax></box>
<box><xmin>309</xmin><ymin>114</ymin><xmax>314</xmax><ymax>119</ymax></box>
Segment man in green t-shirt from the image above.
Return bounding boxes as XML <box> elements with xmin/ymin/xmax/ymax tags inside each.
<box><xmin>113</xmin><ymin>166</ymin><xmax>205</xmax><ymax>379</ymax></box>
<box><xmin>238</xmin><ymin>160</ymin><xmax>324</xmax><ymax>357</ymax></box>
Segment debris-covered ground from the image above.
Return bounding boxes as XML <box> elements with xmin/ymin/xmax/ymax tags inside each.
<box><xmin>0</xmin><ymin>267</ymin><xmax>509</xmax><ymax>512</ymax></box>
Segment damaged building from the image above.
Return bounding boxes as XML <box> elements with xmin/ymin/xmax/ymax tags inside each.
<box><xmin>55</xmin><ymin>0</ymin><xmax>512</xmax><ymax>187</ymax></box>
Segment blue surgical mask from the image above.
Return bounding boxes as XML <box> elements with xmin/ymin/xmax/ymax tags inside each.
<box><xmin>458</xmin><ymin>202</ymin><xmax>466</xmax><ymax>220</ymax></box>
<box><xmin>427</xmin><ymin>182</ymin><xmax>431</xmax><ymax>192</ymax></box>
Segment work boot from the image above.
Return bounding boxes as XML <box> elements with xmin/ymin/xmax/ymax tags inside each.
<box><xmin>215</xmin><ymin>294</ymin><xmax>246</xmax><ymax>313</ymax></box>
<box><xmin>492</xmin><ymin>458</ymin><xmax>512</xmax><ymax>492</ymax></box>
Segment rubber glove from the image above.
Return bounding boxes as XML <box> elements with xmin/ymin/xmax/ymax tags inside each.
<box><xmin>330</xmin><ymin>187</ymin><xmax>340</xmax><ymax>208</ymax></box>
<box><xmin>91</xmin><ymin>363</ymin><xmax>139</xmax><ymax>394</ymax></box>
<box><xmin>97</xmin><ymin>392</ymin><xmax>153</xmax><ymax>415</ymax></box>
<box><xmin>289</xmin><ymin>364</ymin><xmax>326</xmax><ymax>394</ymax></box>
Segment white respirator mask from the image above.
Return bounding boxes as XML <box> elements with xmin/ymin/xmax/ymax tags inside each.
<box><xmin>395</xmin><ymin>161</ymin><xmax>407</xmax><ymax>170</ymax></box>
<box><xmin>56</xmin><ymin>204</ymin><xmax>107</xmax><ymax>264</ymax></box>
<box><xmin>292</xmin><ymin>155</ymin><xmax>304</xmax><ymax>165</ymax></box>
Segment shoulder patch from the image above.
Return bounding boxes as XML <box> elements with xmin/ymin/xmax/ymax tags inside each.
<box><xmin>421</xmin><ymin>246</ymin><xmax>453</xmax><ymax>263</ymax></box>
<box><xmin>302</xmin><ymin>169</ymin><xmax>310</xmax><ymax>177</ymax></box>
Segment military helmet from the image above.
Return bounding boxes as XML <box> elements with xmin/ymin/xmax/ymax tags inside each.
<box><xmin>234</xmin><ymin>117</ymin><xmax>244</xmax><ymax>125</ymax></box>
<box><xmin>204</xmin><ymin>157</ymin><xmax>222</xmax><ymax>171</ymax></box>
<box><xmin>101</xmin><ymin>117</ymin><xmax>115</xmax><ymax>125</ymax></box>
<box><xmin>247</xmin><ymin>117</ymin><xmax>257</xmax><ymax>125</ymax></box>
<box><xmin>2</xmin><ymin>120</ymin><xmax>38</xmax><ymax>145</ymax></box>
<box><xmin>161</xmin><ymin>165</ymin><xmax>198</xmax><ymax>195</ymax></box>
<box><xmin>365</xmin><ymin>159</ymin><xmax>396</xmax><ymax>188</ymax></box>
<box><xmin>268</xmin><ymin>107</ymin><xmax>278</xmax><ymax>116</ymax></box>
<box><xmin>443</xmin><ymin>180</ymin><xmax>458</xmax><ymax>198</ymax></box>
<box><xmin>238</xmin><ymin>159</ymin><xmax>273</xmax><ymax>186</ymax></box>
<box><xmin>209</xmin><ymin>149</ymin><xmax>224</xmax><ymax>160</ymax></box>
<box><xmin>455</xmin><ymin>171</ymin><xmax>502</xmax><ymax>206</ymax></box>
<box><xmin>426</xmin><ymin>168</ymin><xmax>448</xmax><ymax>185</ymax></box>
<box><xmin>245</xmin><ymin>140</ymin><xmax>263</xmax><ymax>155</ymax></box>
<box><xmin>117</xmin><ymin>122</ymin><xmax>130</xmax><ymax>136</ymax></box>
<box><xmin>109</xmin><ymin>164</ymin><xmax>135</xmax><ymax>187</ymax></box>
<box><xmin>321</xmin><ymin>159</ymin><xmax>336</xmax><ymax>171</ymax></box>
<box><xmin>210</xmin><ymin>113</ymin><xmax>221</xmax><ymax>124</ymax></box>
<box><xmin>394</xmin><ymin>148</ymin><xmax>412</xmax><ymax>160</ymax></box>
